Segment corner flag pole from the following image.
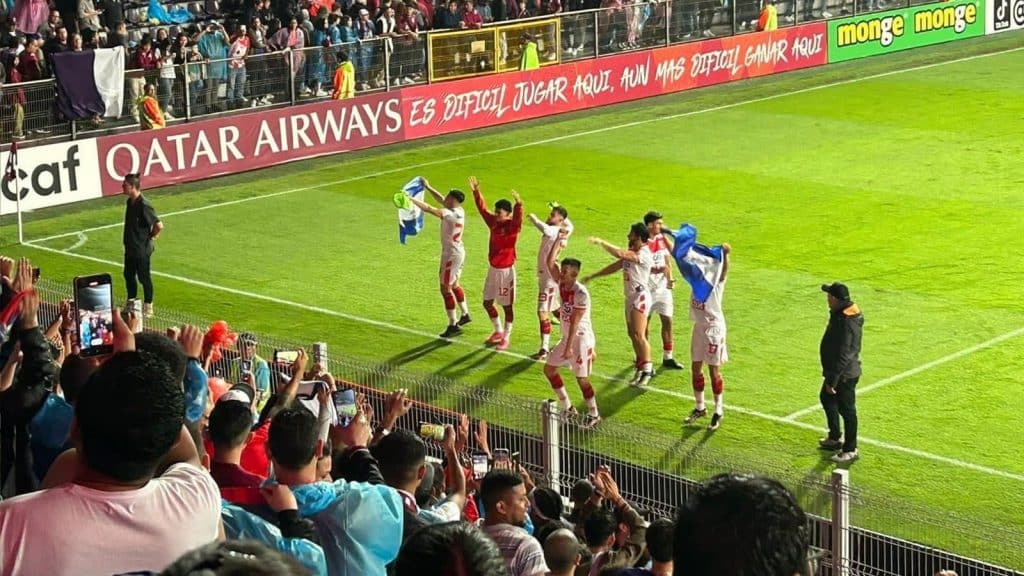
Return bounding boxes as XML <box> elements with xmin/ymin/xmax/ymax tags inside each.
<box><xmin>3</xmin><ymin>141</ymin><xmax>21</xmax><ymax>244</ymax></box>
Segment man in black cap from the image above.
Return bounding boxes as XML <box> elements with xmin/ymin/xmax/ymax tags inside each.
<box><xmin>818</xmin><ymin>282</ymin><xmax>863</xmax><ymax>464</ymax></box>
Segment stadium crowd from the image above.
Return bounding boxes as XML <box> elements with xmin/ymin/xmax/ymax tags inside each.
<box><xmin>0</xmin><ymin>254</ymin><xmax>885</xmax><ymax>576</ymax></box>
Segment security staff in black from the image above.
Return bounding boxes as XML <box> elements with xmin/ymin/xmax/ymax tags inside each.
<box><xmin>122</xmin><ymin>173</ymin><xmax>163</xmax><ymax>317</ymax></box>
<box><xmin>818</xmin><ymin>282</ymin><xmax>863</xmax><ymax>464</ymax></box>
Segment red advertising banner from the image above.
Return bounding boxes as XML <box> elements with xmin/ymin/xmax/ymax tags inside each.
<box><xmin>94</xmin><ymin>23</ymin><xmax>825</xmax><ymax>193</ymax></box>
<box><xmin>402</xmin><ymin>22</ymin><xmax>827</xmax><ymax>139</ymax></box>
<box><xmin>96</xmin><ymin>92</ymin><xmax>404</xmax><ymax>194</ymax></box>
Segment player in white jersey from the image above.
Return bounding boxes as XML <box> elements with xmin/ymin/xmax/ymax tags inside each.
<box><xmin>528</xmin><ymin>203</ymin><xmax>573</xmax><ymax>361</ymax></box>
<box><xmin>543</xmin><ymin>228</ymin><xmax>600</xmax><ymax>429</ymax></box>
<box><xmin>684</xmin><ymin>243</ymin><xmax>731</xmax><ymax>431</ymax></box>
<box><xmin>405</xmin><ymin>179</ymin><xmax>472</xmax><ymax>338</ymax></box>
<box><xmin>583</xmin><ymin>223</ymin><xmax>656</xmax><ymax>387</ymax></box>
<box><xmin>643</xmin><ymin>211</ymin><xmax>684</xmax><ymax>371</ymax></box>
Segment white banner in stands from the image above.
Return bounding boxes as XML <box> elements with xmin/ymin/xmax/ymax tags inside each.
<box><xmin>987</xmin><ymin>0</ymin><xmax>1024</xmax><ymax>32</ymax></box>
<box><xmin>0</xmin><ymin>141</ymin><xmax>103</xmax><ymax>216</ymax></box>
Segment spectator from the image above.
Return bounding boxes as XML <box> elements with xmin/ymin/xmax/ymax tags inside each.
<box><xmin>755</xmin><ymin>0</ymin><xmax>777</xmax><ymax>30</ymax></box>
<box><xmin>157</xmin><ymin>40</ymin><xmax>177</xmax><ymax>117</ymax></box>
<box><xmin>198</xmin><ymin>22</ymin><xmax>230</xmax><ymax>113</ymax></box>
<box><xmin>101</xmin><ymin>0</ymin><xmax>122</xmax><ymax>32</ymax></box>
<box><xmin>461</xmin><ymin>0</ymin><xmax>482</xmax><ymax>28</ymax></box>
<box><xmin>16</xmin><ymin>36</ymin><xmax>42</xmax><ymax>80</ymax></box>
<box><xmin>42</xmin><ymin>25</ymin><xmax>68</xmax><ymax>59</ymax></box>
<box><xmin>106</xmin><ymin>19</ymin><xmax>127</xmax><ymax>48</ymax></box>
<box><xmin>491</xmin><ymin>0</ymin><xmax>507</xmax><ymax>22</ymax></box>
<box><xmin>247</xmin><ymin>16</ymin><xmax>275</xmax><ymax>106</ymax></box>
<box><xmin>160</xmin><ymin>540</ymin><xmax>314</xmax><ymax>576</ymax></box>
<box><xmin>511</xmin><ymin>0</ymin><xmax>532</xmax><ymax>19</ymax></box>
<box><xmin>128</xmin><ymin>36</ymin><xmax>159</xmax><ymax>121</ymax></box>
<box><xmin>393</xmin><ymin>2</ymin><xmax>420</xmax><ymax>83</ymax></box>
<box><xmin>27</xmin><ymin>341</ymin><xmax>92</xmax><ymax>483</ymax></box>
<box><xmin>227</xmin><ymin>22</ymin><xmax>251</xmax><ymax>106</ymax></box>
<box><xmin>576</xmin><ymin>468</ymin><xmax>647</xmax><ymax>575</ymax></box>
<box><xmin>565</xmin><ymin>478</ymin><xmax>594</xmax><ymax>528</ymax></box>
<box><xmin>620</xmin><ymin>518</ymin><xmax>672</xmax><ymax>576</ymax></box>
<box><xmin>543</xmin><ymin>529</ymin><xmax>582</xmax><ymax>576</ymax></box>
<box><xmin>138</xmin><ymin>82</ymin><xmax>166</xmax><ymax>129</ymax></box>
<box><xmin>673</xmin><ymin>474</ymin><xmax>810</xmax><ymax>576</ymax></box>
<box><xmin>475</xmin><ymin>0</ymin><xmax>492</xmax><ymax>21</ymax></box>
<box><xmin>330</xmin><ymin>49</ymin><xmax>354</xmax><ymax>98</ymax></box>
<box><xmin>337</xmin><ymin>14</ymin><xmax>356</xmax><ymax>42</ymax></box>
<box><xmin>208</xmin><ymin>399</ymin><xmax>266</xmax><ymax>489</ymax></box>
<box><xmin>435</xmin><ymin>0</ymin><xmax>460</xmax><ymax>29</ymax></box>
<box><xmin>36</xmin><ymin>8</ymin><xmax>61</xmax><ymax>38</ymax></box>
<box><xmin>76</xmin><ymin>0</ymin><xmax>101</xmax><ymax>32</ymax></box>
<box><xmin>305</xmin><ymin>17</ymin><xmax>328</xmax><ymax>96</ymax></box>
<box><xmin>268</xmin><ymin>17</ymin><xmax>306</xmax><ymax>96</ymax></box>
<box><xmin>0</xmin><ymin>347</ymin><xmax>221</xmax><ymax>575</ymax></box>
<box><xmin>395</xmin><ymin>522</ymin><xmax>512</xmax><ymax>576</ymax></box>
<box><xmin>480</xmin><ymin>469</ymin><xmax>549</xmax><ymax>576</ymax></box>
<box><xmin>12</xmin><ymin>0</ymin><xmax>47</xmax><ymax>35</ymax></box>
<box><xmin>3</xmin><ymin>51</ymin><xmax>25</xmax><ymax>140</ymax></box>
<box><xmin>235</xmin><ymin>332</ymin><xmax>271</xmax><ymax>411</ymax></box>
<box><xmin>266</xmin><ymin>406</ymin><xmax>404</xmax><ymax>575</ymax></box>
<box><xmin>155</xmin><ymin>26</ymin><xmax>171</xmax><ymax>53</ymax></box>
<box><xmin>55</xmin><ymin>0</ymin><xmax>78</xmax><ymax>34</ymax></box>
<box><xmin>529</xmin><ymin>486</ymin><xmax>569</xmax><ymax>544</ymax></box>
<box><xmin>351</xmin><ymin>8</ymin><xmax>373</xmax><ymax>89</ymax></box>
<box><xmin>80</xmin><ymin>25</ymin><xmax>98</xmax><ymax>48</ymax></box>
<box><xmin>374</xmin><ymin>6</ymin><xmax>397</xmax><ymax>85</ymax></box>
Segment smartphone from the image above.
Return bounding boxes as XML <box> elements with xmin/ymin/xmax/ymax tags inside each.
<box><xmin>472</xmin><ymin>453</ymin><xmax>489</xmax><ymax>480</ymax></box>
<box><xmin>493</xmin><ymin>448</ymin><xmax>510</xmax><ymax>463</ymax></box>
<box><xmin>332</xmin><ymin>388</ymin><xmax>356</xmax><ymax>427</ymax></box>
<box><xmin>74</xmin><ymin>274</ymin><xmax>115</xmax><ymax>357</ymax></box>
<box><xmin>274</xmin><ymin>349</ymin><xmax>300</xmax><ymax>364</ymax></box>
<box><xmin>239</xmin><ymin>359</ymin><xmax>252</xmax><ymax>374</ymax></box>
<box><xmin>297</xmin><ymin>380</ymin><xmax>328</xmax><ymax>399</ymax></box>
<box><xmin>31</xmin><ymin>267</ymin><xmax>40</xmax><ymax>282</ymax></box>
<box><xmin>419</xmin><ymin>422</ymin><xmax>446</xmax><ymax>442</ymax></box>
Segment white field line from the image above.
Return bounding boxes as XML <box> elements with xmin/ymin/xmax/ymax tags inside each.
<box><xmin>22</xmin><ymin>241</ymin><xmax>1024</xmax><ymax>483</ymax></box>
<box><xmin>783</xmin><ymin>327</ymin><xmax>1024</xmax><ymax>421</ymax></box>
<box><xmin>29</xmin><ymin>44</ymin><xmax>1024</xmax><ymax>246</ymax></box>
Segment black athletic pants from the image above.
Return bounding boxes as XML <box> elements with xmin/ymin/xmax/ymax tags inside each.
<box><xmin>124</xmin><ymin>251</ymin><xmax>154</xmax><ymax>304</ymax></box>
<box><xmin>820</xmin><ymin>376</ymin><xmax>858</xmax><ymax>452</ymax></box>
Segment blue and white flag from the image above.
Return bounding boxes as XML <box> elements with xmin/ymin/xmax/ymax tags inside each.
<box><xmin>398</xmin><ymin>177</ymin><xmax>426</xmax><ymax>244</ymax></box>
<box><xmin>669</xmin><ymin>224</ymin><xmax>724</xmax><ymax>303</ymax></box>
<box><xmin>51</xmin><ymin>47</ymin><xmax>125</xmax><ymax>120</ymax></box>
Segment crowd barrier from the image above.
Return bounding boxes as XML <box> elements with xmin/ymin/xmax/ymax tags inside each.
<box><xmin>26</xmin><ymin>278</ymin><xmax>1024</xmax><ymax>574</ymax></box>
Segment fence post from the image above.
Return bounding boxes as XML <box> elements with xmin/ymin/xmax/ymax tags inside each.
<box><xmin>183</xmin><ymin>72</ymin><xmax>191</xmax><ymax>120</ymax></box>
<box><xmin>540</xmin><ymin>400</ymin><xmax>561</xmax><ymax>491</ymax></box>
<box><xmin>665</xmin><ymin>0</ymin><xmax>672</xmax><ymax>45</ymax></box>
<box><xmin>831</xmin><ymin>469</ymin><xmax>851</xmax><ymax>576</ymax></box>
<box><xmin>593</xmin><ymin>10</ymin><xmax>601</xmax><ymax>57</ymax></box>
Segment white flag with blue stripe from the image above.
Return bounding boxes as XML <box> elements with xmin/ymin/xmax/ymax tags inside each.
<box><xmin>669</xmin><ymin>223</ymin><xmax>724</xmax><ymax>303</ymax></box>
<box><xmin>398</xmin><ymin>177</ymin><xmax>426</xmax><ymax>244</ymax></box>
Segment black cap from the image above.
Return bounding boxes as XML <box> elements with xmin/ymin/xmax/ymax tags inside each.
<box><xmin>239</xmin><ymin>332</ymin><xmax>258</xmax><ymax>345</ymax></box>
<box><xmin>821</xmin><ymin>282</ymin><xmax>850</xmax><ymax>301</ymax></box>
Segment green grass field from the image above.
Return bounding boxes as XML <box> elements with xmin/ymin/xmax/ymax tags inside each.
<box><xmin>6</xmin><ymin>32</ymin><xmax>1024</xmax><ymax>568</ymax></box>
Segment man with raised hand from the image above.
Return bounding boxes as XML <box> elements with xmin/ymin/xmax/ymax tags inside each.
<box><xmin>528</xmin><ymin>202</ymin><xmax>572</xmax><ymax>361</ymax></box>
<box><xmin>643</xmin><ymin>211</ymin><xmax>684</xmax><ymax>371</ymax></box>
<box><xmin>406</xmin><ymin>178</ymin><xmax>472</xmax><ymax>338</ymax></box>
<box><xmin>471</xmin><ymin>176</ymin><xmax>523</xmax><ymax>351</ymax></box>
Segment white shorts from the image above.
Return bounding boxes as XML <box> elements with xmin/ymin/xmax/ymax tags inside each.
<box><xmin>547</xmin><ymin>332</ymin><xmax>596</xmax><ymax>378</ymax></box>
<box><xmin>537</xmin><ymin>273</ymin><xmax>559</xmax><ymax>313</ymax></box>
<box><xmin>483</xmin><ymin>265</ymin><xmax>517</xmax><ymax>306</ymax></box>
<box><xmin>440</xmin><ymin>250</ymin><xmax>465</xmax><ymax>286</ymax></box>
<box><xmin>691</xmin><ymin>323</ymin><xmax>728</xmax><ymax>366</ymax></box>
<box><xmin>648</xmin><ymin>288</ymin><xmax>674</xmax><ymax>318</ymax></box>
<box><xmin>624</xmin><ymin>287</ymin><xmax>652</xmax><ymax>317</ymax></box>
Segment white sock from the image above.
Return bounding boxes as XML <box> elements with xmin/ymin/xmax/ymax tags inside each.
<box><xmin>490</xmin><ymin>316</ymin><xmax>502</xmax><ymax>332</ymax></box>
<box><xmin>585</xmin><ymin>395</ymin><xmax>599</xmax><ymax>416</ymax></box>
<box><xmin>458</xmin><ymin>300</ymin><xmax>470</xmax><ymax>315</ymax></box>
<box><xmin>446</xmin><ymin>308</ymin><xmax>457</xmax><ymax>325</ymax></box>
<box><xmin>663</xmin><ymin>348</ymin><xmax>673</xmax><ymax>360</ymax></box>
<box><xmin>555</xmin><ymin>387</ymin><xmax>571</xmax><ymax>410</ymax></box>
<box><xmin>694</xmin><ymin>390</ymin><xmax>705</xmax><ymax>411</ymax></box>
<box><xmin>641</xmin><ymin>361</ymin><xmax>653</xmax><ymax>373</ymax></box>
<box><xmin>714</xmin><ymin>393</ymin><xmax>724</xmax><ymax>415</ymax></box>
<box><xmin>541</xmin><ymin>333</ymin><xmax>551</xmax><ymax>350</ymax></box>
<box><xmin>504</xmin><ymin>322</ymin><xmax>513</xmax><ymax>340</ymax></box>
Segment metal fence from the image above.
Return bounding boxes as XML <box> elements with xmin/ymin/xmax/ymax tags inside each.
<box><xmin>6</xmin><ymin>0</ymin><xmax>955</xmax><ymax>143</ymax></box>
<box><xmin>28</xmin><ymin>278</ymin><xmax>1024</xmax><ymax>574</ymax></box>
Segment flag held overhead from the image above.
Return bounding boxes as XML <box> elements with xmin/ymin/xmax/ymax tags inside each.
<box><xmin>398</xmin><ymin>177</ymin><xmax>426</xmax><ymax>244</ymax></box>
<box><xmin>669</xmin><ymin>223</ymin><xmax>724</xmax><ymax>303</ymax></box>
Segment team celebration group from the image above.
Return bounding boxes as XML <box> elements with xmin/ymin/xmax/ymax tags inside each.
<box><xmin>407</xmin><ymin>177</ymin><xmax>732</xmax><ymax>431</ymax></box>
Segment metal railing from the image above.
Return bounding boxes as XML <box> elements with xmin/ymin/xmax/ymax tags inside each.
<box><xmin>5</xmin><ymin>0</ymin><xmax>942</xmax><ymax>143</ymax></box>
<box><xmin>27</xmin><ymin>278</ymin><xmax>1024</xmax><ymax>574</ymax></box>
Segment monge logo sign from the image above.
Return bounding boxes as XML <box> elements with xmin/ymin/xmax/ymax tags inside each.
<box><xmin>836</xmin><ymin>15</ymin><xmax>905</xmax><ymax>47</ymax></box>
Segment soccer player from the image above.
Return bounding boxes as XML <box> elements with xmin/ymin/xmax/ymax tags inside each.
<box><xmin>406</xmin><ymin>179</ymin><xmax>472</xmax><ymax>337</ymax></box>
<box><xmin>583</xmin><ymin>223</ymin><xmax>656</xmax><ymax>387</ymax></box>
<box><xmin>528</xmin><ymin>203</ymin><xmax>573</xmax><ymax>360</ymax></box>
<box><xmin>644</xmin><ymin>211</ymin><xmax>684</xmax><ymax>371</ymax></box>
<box><xmin>684</xmin><ymin>243</ymin><xmax>731</xmax><ymax>431</ymax></box>
<box><xmin>543</xmin><ymin>228</ymin><xmax>600</xmax><ymax>428</ymax></box>
<box><xmin>470</xmin><ymin>176</ymin><xmax>523</xmax><ymax>351</ymax></box>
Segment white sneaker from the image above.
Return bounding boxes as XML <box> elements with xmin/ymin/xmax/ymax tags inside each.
<box><xmin>316</xmin><ymin>89</ymin><xmax>329</xmax><ymax>97</ymax></box>
<box><xmin>359</xmin><ymin>82</ymin><xmax>370</xmax><ymax>91</ymax></box>
<box><xmin>822</xmin><ymin>10</ymin><xmax>833</xmax><ymax>17</ymax></box>
<box><xmin>402</xmin><ymin>77</ymin><xmax>415</xmax><ymax>85</ymax></box>
<box><xmin>831</xmin><ymin>450</ymin><xmax>859</xmax><ymax>464</ymax></box>
<box><xmin>164</xmin><ymin>112</ymin><xmax>176</xmax><ymax>120</ymax></box>
<box><xmin>636</xmin><ymin>370</ymin><xmax>654</xmax><ymax>387</ymax></box>
<box><xmin>299</xmin><ymin>87</ymin><xmax>312</xmax><ymax>96</ymax></box>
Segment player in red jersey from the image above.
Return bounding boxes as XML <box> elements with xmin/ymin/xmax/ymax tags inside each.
<box><xmin>469</xmin><ymin>176</ymin><xmax>523</xmax><ymax>351</ymax></box>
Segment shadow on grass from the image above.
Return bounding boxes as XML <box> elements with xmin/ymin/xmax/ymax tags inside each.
<box><xmin>383</xmin><ymin>339</ymin><xmax>452</xmax><ymax>368</ymax></box>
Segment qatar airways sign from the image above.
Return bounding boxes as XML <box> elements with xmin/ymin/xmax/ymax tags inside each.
<box><xmin>96</xmin><ymin>93</ymin><xmax>403</xmax><ymax>192</ymax></box>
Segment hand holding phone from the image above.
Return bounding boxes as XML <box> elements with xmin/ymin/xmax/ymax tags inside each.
<box><xmin>332</xmin><ymin>389</ymin><xmax>357</xmax><ymax>427</ymax></box>
<box><xmin>74</xmin><ymin>274</ymin><xmax>115</xmax><ymax>357</ymax></box>
<box><xmin>472</xmin><ymin>453</ymin><xmax>489</xmax><ymax>480</ymax></box>
<box><xmin>274</xmin><ymin>349</ymin><xmax>300</xmax><ymax>364</ymax></box>
<box><xmin>419</xmin><ymin>422</ymin><xmax>446</xmax><ymax>442</ymax></box>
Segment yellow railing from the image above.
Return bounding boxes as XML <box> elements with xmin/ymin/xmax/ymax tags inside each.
<box><xmin>428</xmin><ymin>19</ymin><xmax>562</xmax><ymax>82</ymax></box>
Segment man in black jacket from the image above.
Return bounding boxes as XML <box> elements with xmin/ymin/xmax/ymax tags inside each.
<box><xmin>818</xmin><ymin>282</ymin><xmax>863</xmax><ymax>464</ymax></box>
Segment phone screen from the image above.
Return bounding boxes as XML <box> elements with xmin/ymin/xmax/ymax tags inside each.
<box><xmin>472</xmin><ymin>454</ymin><xmax>489</xmax><ymax>479</ymax></box>
<box><xmin>332</xmin><ymin>389</ymin><xmax>356</xmax><ymax>427</ymax></box>
<box><xmin>419</xmin><ymin>422</ymin><xmax>446</xmax><ymax>442</ymax></box>
<box><xmin>493</xmin><ymin>448</ymin><xmax>509</xmax><ymax>463</ymax></box>
<box><xmin>297</xmin><ymin>380</ymin><xmax>327</xmax><ymax>399</ymax></box>
<box><xmin>274</xmin><ymin>349</ymin><xmax>299</xmax><ymax>364</ymax></box>
<box><xmin>74</xmin><ymin>274</ymin><xmax>114</xmax><ymax>357</ymax></box>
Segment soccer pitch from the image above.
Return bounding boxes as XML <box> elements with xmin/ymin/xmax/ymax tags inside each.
<box><xmin>8</xmin><ymin>31</ymin><xmax>1024</xmax><ymax>567</ymax></box>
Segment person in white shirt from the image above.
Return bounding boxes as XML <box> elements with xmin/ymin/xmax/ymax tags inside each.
<box><xmin>643</xmin><ymin>211</ymin><xmax>684</xmax><ymax>371</ymax></box>
<box><xmin>542</xmin><ymin>228</ymin><xmax>600</xmax><ymax>428</ymax></box>
<box><xmin>528</xmin><ymin>203</ymin><xmax>572</xmax><ymax>361</ymax></box>
<box><xmin>684</xmin><ymin>243</ymin><xmax>730</xmax><ymax>431</ymax></box>
<box><xmin>407</xmin><ymin>178</ymin><xmax>472</xmax><ymax>338</ymax></box>
<box><xmin>583</xmin><ymin>223</ymin><xmax>656</xmax><ymax>387</ymax></box>
<box><xmin>0</xmin><ymin>345</ymin><xmax>221</xmax><ymax>576</ymax></box>
<box><xmin>480</xmin><ymin>469</ymin><xmax>549</xmax><ymax>576</ymax></box>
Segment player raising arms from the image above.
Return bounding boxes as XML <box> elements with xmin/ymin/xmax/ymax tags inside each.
<box><xmin>470</xmin><ymin>176</ymin><xmax>523</xmax><ymax>351</ymax></box>
<box><xmin>528</xmin><ymin>203</ymin><xmax>573</xmax><ymax>360</ymax></box>
<box><xmin>544</xmin><ymin>228</ymin><xmax>600</xmax><ymax>428</ymax></box>
<box><xmin>583</xmin><ymin>223</ymin><xmax>656</xmax><ymax>387</ymax></box>
<box><xmin>644</xmin><ymin>211</ymin><xmax>684</xmax><ymax>371</ymax></box>
<box><xmin>684</xmin><ymin>243</ymin><xmax>731</xmax><ymax>431</ymax></box>
<box><xmin>405</xmin><ymin>179</ymin><xmax>472</xmax><ymax>338</ymax></box>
